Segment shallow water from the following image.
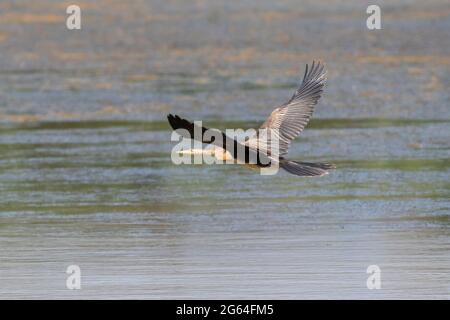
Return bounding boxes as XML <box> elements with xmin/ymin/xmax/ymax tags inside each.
<box><xmin>1</xmin><ymin>118</ymin><xmax>448</xmax><ymax>299</ymax></box>
<box><xmin>0</xmin><ymin>0</ymin><xmax>449</xmax><ymax>299</ymax></box>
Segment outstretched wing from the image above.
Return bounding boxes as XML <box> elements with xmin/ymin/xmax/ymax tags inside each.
<box><xmin>246</xmin><ymin>61</ymin><xmax>327</xmax><ymax>157</ymax></box>
<box><xmin>167</xmin><ymin>114</ymin><xmax>216</xmax><ymax>144</ymax></box>
<box><xmin>167</xmin><ymin>114</ymin><xmax>273</xmax><ymax>167</ymax></box>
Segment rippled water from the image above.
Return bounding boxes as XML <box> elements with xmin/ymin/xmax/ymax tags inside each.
<box><xmin>0</xmin><ymin>0</ymin><xmax>449</xmax><ymax>299</ymax></box>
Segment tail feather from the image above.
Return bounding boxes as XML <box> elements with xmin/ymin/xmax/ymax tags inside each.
<box><xmin>280</xmin><ymin>160</ymin><xmax>335</xmax><ymax>177</ymax></box>
<box><xmin>294</xmin><ymin>161</ymin><xmax>336</xmax><ymax>170</ymax></box>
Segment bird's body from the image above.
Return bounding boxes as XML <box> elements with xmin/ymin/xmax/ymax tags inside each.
<box><xmin>177</xmin><ymin>147</ymin><xmax>263</xmax><ymax>171</ymax></box>
<box><xmin>168</xmin><ymin>61</ymin><xmax>335</xmax><ymax>176</ymax></box>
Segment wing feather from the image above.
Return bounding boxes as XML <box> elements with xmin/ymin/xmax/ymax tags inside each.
<box><xmin>247</xmin><ymin>61</ymin><xmax>327</xmax><ymax>156</ymax></box>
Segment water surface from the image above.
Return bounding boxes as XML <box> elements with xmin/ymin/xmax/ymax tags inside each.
<box><xmin>0</xmin><ymin>0</ymin><xmax>449</xmax><ymax>299</ymax></box>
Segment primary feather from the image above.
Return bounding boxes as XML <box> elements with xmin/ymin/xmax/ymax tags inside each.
<box><xmin>246</xmin><ymin>61</ymin><xmax>327</xmax><ymax>157</ymax></box>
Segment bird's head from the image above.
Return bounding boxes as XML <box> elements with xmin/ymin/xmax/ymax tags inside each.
<box><xmin>176</xmin><ymin>148</ymin><xmax>213</xmax><ymax>156</ymax></box>
<box><xmin>176</xmin><ymin>147</ymin><xmax>231</xmax><ymax>161</ymax></box>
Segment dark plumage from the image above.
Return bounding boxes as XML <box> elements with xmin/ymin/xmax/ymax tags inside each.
<box><xmin>168</xmin><ymin>61</ymin><xmax>335</xmax><ymax>176</ymax></box>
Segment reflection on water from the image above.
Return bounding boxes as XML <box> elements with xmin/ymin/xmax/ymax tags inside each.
<box><xmin>0</xmin><ymin>0</ymin><xmax>449</xmax><ymax>299</ymax></box>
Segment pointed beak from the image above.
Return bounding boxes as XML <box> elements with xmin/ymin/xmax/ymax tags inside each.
<box><xmin>176</xmin><ymin>149</ymin><xmax>214</xmax><ymax>155</ymax></box>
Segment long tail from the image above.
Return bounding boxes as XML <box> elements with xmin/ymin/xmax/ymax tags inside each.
<box><xmin>280</xmin><ymin>159</ymin><xmax>335</xmax><ymax>177</ymax></box>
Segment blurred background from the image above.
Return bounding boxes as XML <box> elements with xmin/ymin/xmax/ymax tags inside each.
<box><xmin>0</xmin><ymin>0</ymin><xmax>449</xmax><ymax>299</ymax></box>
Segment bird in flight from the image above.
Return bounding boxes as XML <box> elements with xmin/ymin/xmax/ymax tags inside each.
<box><xmin>168</xmin><ymin>61</ymin><xmax>335</xmax><ymax>176</ymax></box>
